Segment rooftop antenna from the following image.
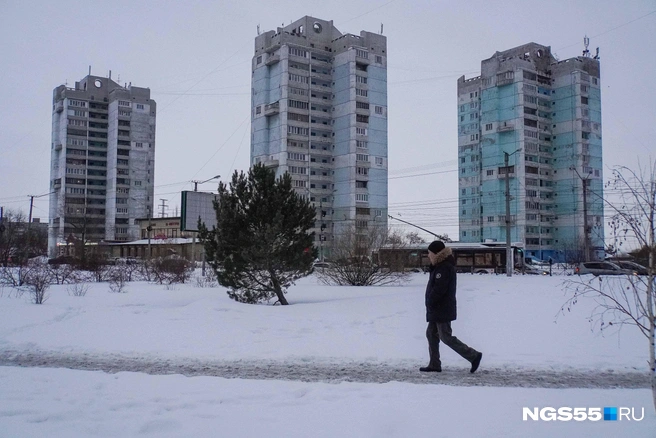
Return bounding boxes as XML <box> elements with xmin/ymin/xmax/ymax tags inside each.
<box><xmin>88</xmin><ymin>65</ymin><xmax>91</xmax><ymax>75</ymax></box>
<box><xmin>582</xmin><ymin>35</ymin><xmax>590</xmax><ymax>57</ymax></box>
<box><xmin>380</xmin><ymin>23</ymin><xmax>383</xmax><ymax>34</ymax></box>
<box><xmin>257</xmin><ymin>24</ymin><xmax>260</xmax><ymax>35</ymax></box>
<box><xmin>594</xmin><ymin>47</ymin><xmax>600</xmax><ymax>60</ymax></box>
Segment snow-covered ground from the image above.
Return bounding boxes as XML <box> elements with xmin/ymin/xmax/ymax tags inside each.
<box><xmin>1</xmin><ymin>273</ymin><xmax>654</xmax><ymax>436</ymax></box>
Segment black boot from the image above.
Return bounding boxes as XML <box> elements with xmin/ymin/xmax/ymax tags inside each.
<box><xmin>470</xmin><ymin>352</ymin><xmax>482</xmax><ymax>373</ymax></box>
<box><xmin>420</xmin><ymin>366</ymin><xmax>442</xmax><ymax>372</ymax></box>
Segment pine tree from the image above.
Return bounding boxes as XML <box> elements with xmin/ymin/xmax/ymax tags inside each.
<box><xmin>198</xmin><ymin>164</ymin><xmax>317</xmax><ymax>305</ymax></box>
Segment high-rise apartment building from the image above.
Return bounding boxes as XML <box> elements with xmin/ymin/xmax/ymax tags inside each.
<box><xmin>48</xmin><ymin>74</ymin><xmax>156</xmax><ymax>257</ymax></box>
<box><xmin>457</xmin><ymin>42</ymin><xmax>604</xmax><ymax>261</ymax></box>
<box><xmin>251</xmin><ymin>16</ymin><xmax>388</xmax><ymax>258</ymax></box>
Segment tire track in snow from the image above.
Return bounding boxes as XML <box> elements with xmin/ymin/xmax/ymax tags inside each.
<box><xmin>0</xmin><ymin>349</ymin><xmax>648</xmax><ymax>389</ymax></box>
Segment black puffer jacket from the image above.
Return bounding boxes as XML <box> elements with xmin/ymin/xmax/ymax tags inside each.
<box><xmin>425</xmin><ymin>248</ymin><xmax>457</xmax><ymax>322</ymax></box>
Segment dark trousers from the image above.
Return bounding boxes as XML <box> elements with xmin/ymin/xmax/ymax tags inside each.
<box><xmin>426</xmin><ymin>321</ymin><xmax>479</xmax><ymax>368</ymax></box>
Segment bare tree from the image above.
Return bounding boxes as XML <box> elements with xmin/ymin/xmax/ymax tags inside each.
<box><xmin>0</xmin><ymin>210</ymin><xmax>47</xmax><ymax>267</ymax></box>
<box><xmin>67</xmin><ymin>283</ymin><xmax>90</xmax><ymax>297</ymax></box>
<box><xmin>108</xmin><ymin>263</ymin><xmax>129</xmax><ymax>293</ymax></box>
<box><xmin>149</xmin><ymin>257</ymin><xmax>194</xmax><ymax>285</ymax></box>
<box><xmin>47</xmin><ymin>263</ymin><xmax>78</xmax><ymax>285</ymax></box>
<box><xmin>554</xmin><ymin>237</ymin><xmax>587</xmax><ymax>266</ymax></box>
<box><xmin>316</xmin><ymin>223</ymin><xmax>409</xmax><ymax>286</ymax></box>
<box><xmin>561</xmin><ymin>161</ymin><xmax>656</xmax><ymax>411</ymax></box>
<box><xmin>406</xmin><ymin>231</ymin><xmax>427</xmax><ymax>245</ymax></box>
<box><xmin>22</xmin><ymin>259</ymin><xmax>53</xmax><ymax>304</ymax></box>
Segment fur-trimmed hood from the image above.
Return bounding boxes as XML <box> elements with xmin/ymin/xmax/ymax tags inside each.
<box><xmin>431</xmin><ymin>247</ymin><xmax>453</xmax><ymax>266</ymax></box>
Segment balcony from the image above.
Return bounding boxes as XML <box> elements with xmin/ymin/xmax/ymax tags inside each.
<box><xmin>55</xmin><ymin>102</ymin><xmax>64</xmax><ymax>113</ymax></box>
<box><xmin>265</xmin><ymin>54</ymin><xmax>280</xmax><ymax>66</ymax></box>
<box><xmin>264</xmin><ymin>102</ymin><xmax>280</xmax><ymax>116</ymax></box>
<box><xmin>497</xmin><ymin>121</ymin><xmax>515</xmax><ymax>132</ymax></box>
<box><xmin>310</xmin><ymin>95</ymin><xmax>332</xmax><ymax>105</ymax></box>
<box><xmin>262</xmin><ymin>158</ymin><xmax>279</xmax><ymax>168</ymax></box>
<box><xmin>497</xmin><ymin>77</ymin><xmax>514</xmax><ymax>87</ymax></box>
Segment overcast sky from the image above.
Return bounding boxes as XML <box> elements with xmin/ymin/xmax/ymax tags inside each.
<box><xmin>1</xmin><ymin>0</ymin><xmax>654</xmax><ymax>241</ymax></box>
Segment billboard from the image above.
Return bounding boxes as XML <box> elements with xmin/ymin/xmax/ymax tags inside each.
<box><xmin>180</xmin><ymin>191</ymin><xmax>219</xmax><ymax>232</ymax></box>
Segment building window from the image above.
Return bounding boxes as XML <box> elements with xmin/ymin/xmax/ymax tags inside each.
<box><xmin>356</xmin><ymin>154</ymin><xmax>369</xmax><ymax>162</ymax></box>
<box><xmin>134</xmin><ymin>181</ymin><xmax>142</xmax><ymax>186</ymax></box>
<box><xmin>356</xmin><ymin>194</ymin><xmax>369</xmax><ymax>202</ymax></box>
<box><xmin>289</xmin><ymin>166</ymin><xmax>307</xmax><ymax>175</ymax></box>
<box><xmin>118</xmin><ymin>100</ymin><xmax>131</xmax><ymax>107</ymax></box>
<box><xmin>356</xmin><ymin>49</ymin><xmax>368</xmax><ymax>59</ymax></box>
<box><xmin>356</xmin><ymin>167</ymin><xmax>368</xmax><ymax>175</ymax></box>
<box><xmin>356</xmin><ymin>140</ymin><xmax>368</xmax><ymax>149</ymax></box>
<box><xmin>288</xmin><ymin>152</ymin><xmax>306</xmax><ymax>161</ymax></box>
<box><xmin>288</xmin><ymin>112</ymin><xmax>309</xmax><ymax>122</ymax></box>
<box><xmin>256</xmin><ymin>55</ymin><xmax>262</xmax><ymax>64</ymax></box>
<box><xmin>255</xmin><ymin>106</ymin><xmax>262</xmax><ymax>115</ymax></box>
<box><xmin>136</xmin><ymin>104</ymin><xmax>144</xmax><ymax>110</ymax></box>
<box><xmin>289</xmin><ymin>47</ymin><xmax>307</xmax><ymax>58</ymax></box>
<box><xmin>288</xmin><ymin>126</ymin><xmax>309</xmax><ymax>135</ymax></box>
<box><xmin>375</xmin><ymin>157</ymin><xmax>383</xmax><ymax>166</ymax></box>
<box><xmin>375</xmin><ymin>55</ymin><xmax>382</xmax><ymax>64</ymax></box>
<box><xmin>356</xmin><ymin>75</ymin><xmax>367</xmax><ymax>84</ymax></box>
<box><xmin>356</xmin><ymin>89</ymin><xmax>368</xmax><ymax>97</ymax></box>
<box><xmin>486</xmin><ymin>170</ymin><xmax>494</xmax><ymax>176</ymax></box>
<box><xmin>289</xmin><ymin>74</ymin><xmax>309</xmax><ymax>84</ymax></box>
<box><xmin>485</xmin><ymin>123</ymin><xmax>492</xmax><ymax>131</ymax></box>
<box><xmin>356</xmin><ymin>127</ymin><xmax>367</xmax><ymax>135</ymax></box>
<box><xmin>356</xmin><ymin>101</ymin><xmax>369</xmax><ymax>109</ymax></box>
<box><xmin>581</xmin><ymin>96</ymin><xmax>589</xmax><ymax>105</ymax></box>
<box><xmin>289</xmin><ymin>100</ymin><xmax>309</xmax><ymax>109</ymax></box>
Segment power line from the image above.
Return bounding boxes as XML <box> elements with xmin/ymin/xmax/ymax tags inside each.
<box><xmin>556</xmin><ymin>10</ymin><xmax>656</xmax><ymax>51</ymax></box>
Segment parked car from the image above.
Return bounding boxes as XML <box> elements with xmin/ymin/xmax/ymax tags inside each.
<box><xmin>614</xmin><ymin>260</ymin><xmax>649</xmax><ymax>276</ymax></box>
<box><xmin>575</xmin><ymin>261</ymin><xmax>630</xmax><ymax>276</ymax></box>
<box><xmin>312</xmin><ymin>261</ymin><xmax>333</xmax><ymax>270</ymax></box>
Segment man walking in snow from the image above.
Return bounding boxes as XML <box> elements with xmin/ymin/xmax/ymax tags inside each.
<box><xmin>421</xmin><ymin>240</ymin><xmax>483</xmax><ymax>373</ymax></box>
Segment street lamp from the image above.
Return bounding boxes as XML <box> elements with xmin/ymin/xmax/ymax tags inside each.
<box><xmin>192</xmin><ymin>175</ymin><xmax>221</xmax><ymax>192</ymax></box>
<box><xmin>504</xmin><ymin>148</ymin><xmax>522</xmax><ymax>277</ymax></box>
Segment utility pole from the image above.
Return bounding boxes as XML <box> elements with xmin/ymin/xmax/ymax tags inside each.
<box><xmin>582</xmin><ymin>178</ymin><xmax>589</xmax><ymax>262</ymax></box>
<box><xmin>571</xmin><ymin>167</ymin><xmax>592</xmax><ymax>262</ymax></box>
<box><xmin>319</xmin><ymin>200</ymin><xmax>326</xmax><ymax>262</ymax></box>
<box><xmin>504</xmin><ymin>148</ymin><xmax>522</xmax><ymax>277</ymax></box>
<box><xmin>0</xmin><ymin>206</ymin><xmax>4</xmax><ymax>238</ymax></box>
<box><xmin>28</xmin><ymin>195</ymin><xmax>35</xmax><ymax>226</ymax></box>
<box><xmin>147</xmin><ymin>208</ymin><xmax>152</xmax><ymax>259</ymax></box>
<box><xmin>504</xmin><ymin>152</ymin><xmax>512</xmax><ymax>277</ymax></box>
<box><xmin>159</xmin><ymin>199</ymin><xmax>168</xmax><ymax>218</ymax></box>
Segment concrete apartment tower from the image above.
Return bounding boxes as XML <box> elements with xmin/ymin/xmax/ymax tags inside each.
<box><xmin>457</xmin><ymin>42</ymin><xmax>604</xmax><ymax>261</ymax></box>
<box><xmin>251</xmin><ymin>16</ymin><xmax>388</xmax><ymax>259</ymax></box>
<box><xmin>48</xmin><ymin>73</ymin><xmax>156</xmax><ymax>257</ymax></box>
